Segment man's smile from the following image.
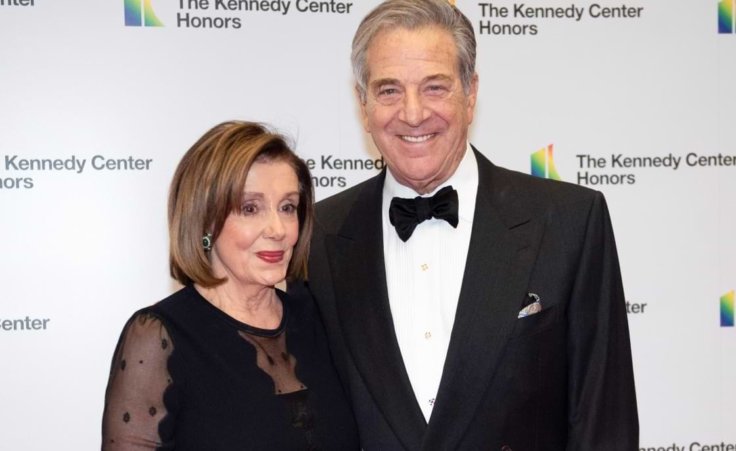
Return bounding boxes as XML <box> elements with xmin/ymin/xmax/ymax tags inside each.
<box><xmin>399</xmin><ymin>133</ymin><xmax>436</xmax><ymax>143</ymax></box>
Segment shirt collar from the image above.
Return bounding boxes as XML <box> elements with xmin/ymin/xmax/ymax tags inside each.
<box><xmin>383</xmin><ymin>142</ymin><xmax>478</xmax><ymax>222</ymax></box>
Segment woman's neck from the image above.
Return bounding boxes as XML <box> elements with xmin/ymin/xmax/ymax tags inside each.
<box><xmin>195</xmin><ymin>281</ymin><xmax>283</xmax><ymax>329</ymax></box>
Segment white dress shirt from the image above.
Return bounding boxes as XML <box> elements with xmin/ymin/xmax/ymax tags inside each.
<box><xmin>381</xmin><ymin>144</ymin><xmax>478</xmax><ymax>421</ymax></box>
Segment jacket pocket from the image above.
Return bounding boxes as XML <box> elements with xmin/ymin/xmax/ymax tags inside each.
<box><xmin>509</xmin><ymin>304</ymin><xmax>559</xmax><ymax>339</ymax></box>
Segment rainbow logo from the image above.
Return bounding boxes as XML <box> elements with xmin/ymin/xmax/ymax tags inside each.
<box><xmin>125</xmin><ymin>0</ymin><xmax>163</xmax><ymax>27</ymax></box>
<box><xmin>531</xmin><ymin>144</ymin><xmax>562</xmax><ymax>180</ymax></box>
<box><xmin>721</xmin><ymin>290</ymin><xmax>734</xmax><ymax>327</ymax></box>
<box><xmin>719</xmin><ymin>0</ymin><xmax>734</xmax><ymax>33</ymax></box>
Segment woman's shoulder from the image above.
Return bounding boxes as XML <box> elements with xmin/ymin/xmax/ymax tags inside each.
<box><xmin>118</xmin><ymin>287</ymin><xmax>193</xmax><ymax>349</ymax></box>
<box><xmin>143</xmin><ymin>285</ymin><xmax>200</xmax><ymax>320</ymax></box>
<box><xmin>117</xmin><ymin>309</ymin><xmax>173</xmax><ymax>357</ymax></box>
<box><xmin>112</xmin><ymin>286</ymin><xmax>199</xmax><ymax>347</ymax></box>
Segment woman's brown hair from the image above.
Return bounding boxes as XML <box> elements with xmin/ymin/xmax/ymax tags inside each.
<box><xmin>168</xmin><ymin>121</ymin><xmax>314</xmax><ymax>287</ymax></box>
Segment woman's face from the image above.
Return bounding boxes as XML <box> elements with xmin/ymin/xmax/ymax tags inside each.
<box><xmin>210</xmin><ymin>160</ymin><xmax>300</xmax><ymax>288</ymax></box>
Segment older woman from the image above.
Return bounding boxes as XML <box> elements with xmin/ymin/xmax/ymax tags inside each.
<box><xmin>102</xmin><ymin>121</ymin><xmax>358</xmax><ymax>450</ymax></box>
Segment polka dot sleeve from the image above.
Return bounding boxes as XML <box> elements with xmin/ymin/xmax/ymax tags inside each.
<box><xmin>102</xmin><ymin>312</ymin><xmax>175</xmax><ymax>450</ymax></box>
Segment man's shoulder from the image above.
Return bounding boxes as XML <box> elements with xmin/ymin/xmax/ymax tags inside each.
<box><xmin>315</xmin><ymin>177</ymin><xmax>370</xmax><ymax>212</ymax></box>
<box><xmin>482</xmin><ymin>157</ymin><xmax>602</xmax><ymax>210</ymax></box>
<box><xmin>481</xmin><ymin>163</ymin><xmax>610</xmax><ymax>241</ymax></box>
<box><xmin>314</xmin><ymin>172</ymin><xmax>383</xmax><ymax>231</ymax></box>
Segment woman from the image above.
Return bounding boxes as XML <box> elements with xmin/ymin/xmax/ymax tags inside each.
<box><xmin>102</xmin><ymin>121</ymin><xmax>359</xmax><ymax>450</ymax></box>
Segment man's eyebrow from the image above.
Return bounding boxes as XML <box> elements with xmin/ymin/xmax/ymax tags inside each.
<box><xmin>369</xmin><ymin>74</ymin><xmax>453</xmax><ymax>90</ymax></box>
<box><xmin>369</xmin><ymin>78</ymin><xmax>401</xmax><ymax>90</ymax></box>
<box><xmin>422</xmin><ymin>74</ymin><xmax>453</xmax><ymax>84</ymax></box>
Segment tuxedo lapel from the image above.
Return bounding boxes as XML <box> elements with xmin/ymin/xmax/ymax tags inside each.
<box><xmin>325</xmin><ymin>172</ymin><xmax>427</xmax><ymax>450</ymax></box>
<box><xmin>423</xmin><ymin>151</ymin><xmax>541</xmax><ymax>450</ymax></box>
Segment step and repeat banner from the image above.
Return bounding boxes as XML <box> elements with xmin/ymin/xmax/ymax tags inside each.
<box><xmin>1</xmin><ymin>0</ymin><xmax>734</xmax><ymax>449</ymax></box>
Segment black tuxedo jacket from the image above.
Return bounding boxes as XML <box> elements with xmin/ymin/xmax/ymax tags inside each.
<box><xmin>294</xmin><ymin>149</ymin><xmax>638</xmax><ymax>450</ymax></box>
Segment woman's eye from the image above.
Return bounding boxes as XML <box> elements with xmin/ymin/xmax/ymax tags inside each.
<box><xmin>240</xmin><ymin>203</ymin><xmax>257</xmax><ymax>215</ymax></box>
<box><xmin>281</xmin><ymin>203</ymin><xmax>298</xmax><ymax>214</ymax></box>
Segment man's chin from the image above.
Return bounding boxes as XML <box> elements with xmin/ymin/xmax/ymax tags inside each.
<box><xmin>393</xmin><ymin>169</ymin><xmax>447</xmax><ymax>193</ymax></box>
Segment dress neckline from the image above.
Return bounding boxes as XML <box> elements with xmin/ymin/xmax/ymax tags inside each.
<box><xmin>186</xmin><ymin>284</ymin><xmax>289</xmax><ymax>338</ymax></box>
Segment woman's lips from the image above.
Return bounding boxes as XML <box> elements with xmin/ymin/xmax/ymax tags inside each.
<box><xmin>256</xmin><ymin>251</ymin><xmax>285</xmax><ymax>263</ymax></box>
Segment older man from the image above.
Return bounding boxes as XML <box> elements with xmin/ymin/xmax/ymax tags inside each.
<box><xmin>296</xmin><ymin>0</ymin><xmax>639</xmax><ymax>449</ymax></box>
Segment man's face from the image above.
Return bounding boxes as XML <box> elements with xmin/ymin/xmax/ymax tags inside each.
<box><xmin>360</xmin><ymin>26</ymin><xmax>478</xmax><ymax>194</ymax></box>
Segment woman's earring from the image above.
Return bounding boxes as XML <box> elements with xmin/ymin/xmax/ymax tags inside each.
<box><xmin>202</xmin><ymin>233</ymin><xmax>213</xmax><ymax>252</ymax></box>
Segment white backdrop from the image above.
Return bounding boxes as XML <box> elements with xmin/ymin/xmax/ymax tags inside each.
<box><xmin>1</xmin><ymin>0</ymin><xmax>735</xmax><ymax>449</ymax></box>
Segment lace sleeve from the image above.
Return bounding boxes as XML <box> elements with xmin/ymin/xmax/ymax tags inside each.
<box><xmin>102</xmin><ymin>312</ymin><xmax>175</xmax><ymax>450</ymax></box>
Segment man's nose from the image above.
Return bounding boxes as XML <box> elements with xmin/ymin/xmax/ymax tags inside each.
<box><xmin>398</xmin><ymin>91</ymin><xmax>429</xmax><ymax>126</ymax></box>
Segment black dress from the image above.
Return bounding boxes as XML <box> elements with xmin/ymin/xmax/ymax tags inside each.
<box><xmin>102</xmin><ymin>285</ymin><xmax>359</xmax><ymax>450</ymax></box>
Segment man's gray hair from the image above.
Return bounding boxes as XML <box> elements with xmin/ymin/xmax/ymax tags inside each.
<box><xmin>351</xmin><ymin>0</ymin><xmax>477</xmax><ymax>103</ymax></box>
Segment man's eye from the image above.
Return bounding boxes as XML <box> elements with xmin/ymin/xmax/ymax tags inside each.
<box><xmin>377</xmin><ymin>87</ymin><xmax>399</xmax><ymax>97</ymax></box>
<box><xmin>426</xmin><ymin>84</ymin><xmax>448</xmax><ymax>94</ymax></box>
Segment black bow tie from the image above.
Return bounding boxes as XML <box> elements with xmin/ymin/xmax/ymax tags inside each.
<box><xmin>388</xmin><ymin>186</ymin><xmax>459</xmax><ymax>242</ymax></box>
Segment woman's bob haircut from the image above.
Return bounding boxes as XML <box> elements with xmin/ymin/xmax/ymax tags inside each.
<box><xmin>168</xmin><ymin>121</ymin><xmax>314</xmax><ymax>287</ymax></box>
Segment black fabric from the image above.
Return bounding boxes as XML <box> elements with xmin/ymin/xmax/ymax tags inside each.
<box><xmin>102</xmin><ymin>285</ymin><xmax>359</xmax><ymax>451</ymax></box>
<box><xmin>388</xmin><ymin>185</ymin><xmax>459</xmax><ymax>241</ymax></box>
<box><xmin>302</xmin><ymin>149</ymin><xmax>638</xmax><ymax>450</ymax></box>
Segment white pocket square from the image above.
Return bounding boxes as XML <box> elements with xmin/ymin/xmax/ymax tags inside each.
<box><xmin>518</xmin><ymin>293</ymin><xmax>543</xmax><ymax>318</ymax></box>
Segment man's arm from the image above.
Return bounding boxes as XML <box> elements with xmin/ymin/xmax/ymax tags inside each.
<box><xmin>566</xmin><ymin>192</ymin><xmax>639</xmax><ymax>450</ymax></box>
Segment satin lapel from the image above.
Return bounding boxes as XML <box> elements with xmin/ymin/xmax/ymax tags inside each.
<box><xmin>423</xmin><ymin>151</ymin><xmax>540</xmax><ymax>450</ymax></box>
<box><xmin>325</xmin><ymin>173</ymin><xmax>426</xmax><ymax>450</ymax></box>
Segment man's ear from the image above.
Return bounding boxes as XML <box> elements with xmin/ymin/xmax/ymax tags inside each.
<box><xmin>356</xmin><ymin>85</ymin><xmax>371</xmax><ymax>133</ymax></box>
<box><xmin>466</xmin><ymin>73</ymin><xmax>479</xmax><ymax>124</ymax></box>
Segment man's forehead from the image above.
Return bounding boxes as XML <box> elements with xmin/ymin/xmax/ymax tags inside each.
<box><xmin>365</xmin><ymin>27</ymin><xmax>459</xmax><ymax>81</ymax></box>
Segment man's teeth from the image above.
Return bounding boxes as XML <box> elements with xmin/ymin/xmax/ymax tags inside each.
<box><xmin>401</xmin><ymin>134</ymin><xmax>433</xmax><ymax>143</ymax></box>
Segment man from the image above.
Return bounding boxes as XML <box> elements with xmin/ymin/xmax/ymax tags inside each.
<box><xmin>296</xmin><ymin>0</ymin><xmax>639</xmax><ymax>449</ymax></box>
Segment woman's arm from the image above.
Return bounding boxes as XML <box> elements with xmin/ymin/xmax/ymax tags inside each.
<box><xmin>102</xmin><ymin>312</ymin><xmax>175</xmax><ymax>450</ymax></box>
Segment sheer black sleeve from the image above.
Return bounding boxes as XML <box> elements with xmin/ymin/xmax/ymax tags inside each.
<box><xmin>102</xmin><ymin>312</ymin><xmax>175</xmax><ymax>450</ymax></box>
